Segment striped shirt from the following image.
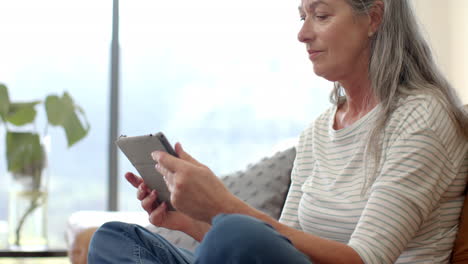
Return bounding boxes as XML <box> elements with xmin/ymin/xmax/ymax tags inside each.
<box><xmin>279</xmin><ymin>94</ymin><xmax>468</xmax><ymax>263</ymax></box>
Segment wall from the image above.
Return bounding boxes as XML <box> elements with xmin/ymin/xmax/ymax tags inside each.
<box><xmin>412</xmin><ymin>0</ymin><xmax>468</xmax><ymax>103</ymax></box>
<box><xmin>449</xmin><ymin>1</ymin><xmax>468</xmax><ymax>103</ymax></box>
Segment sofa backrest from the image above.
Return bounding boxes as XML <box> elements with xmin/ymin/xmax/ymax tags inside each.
<box><xmin>451</xmin><ymin>187</ymin><xmax>468</xmax><ymax>263</ymax></box>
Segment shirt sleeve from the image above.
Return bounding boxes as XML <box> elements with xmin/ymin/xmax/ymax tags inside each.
<box><xmin>348</xmin><ymin>127</ymin><xmax>464</xmax><ymax>263</ymax></box>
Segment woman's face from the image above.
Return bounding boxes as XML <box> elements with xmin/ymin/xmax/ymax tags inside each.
<box><xmin>298</xmin><ymin>0</ymin><xmax>372</xmax><ymax>83</ymax></box>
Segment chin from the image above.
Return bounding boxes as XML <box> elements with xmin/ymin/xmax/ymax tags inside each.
<box><xmin>312</xmin><ymin>65</ymin><xmax>335</xmax><ymax>82</ymax></box>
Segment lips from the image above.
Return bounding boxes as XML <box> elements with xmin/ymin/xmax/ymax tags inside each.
<box><xmin>307</xmin><ymin>49</ymin><xmax>323</xmax><ymax>60</ymax></box>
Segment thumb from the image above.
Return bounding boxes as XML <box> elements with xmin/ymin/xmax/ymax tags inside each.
<box><xmin>175</xmin><ymin>142</ymin><xmax>205</xmax><ymax>167</ymax></box>
<box><xmin>151</xmin><ymin>151</ymin><xmax>184</xmax><ymax>173</ymax></box>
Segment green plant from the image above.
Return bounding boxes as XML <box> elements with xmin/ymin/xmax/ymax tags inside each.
<box><xmin>0</xmin><ymin>83</ymin><xmax>89</xmax><ymax>246</ymax></box>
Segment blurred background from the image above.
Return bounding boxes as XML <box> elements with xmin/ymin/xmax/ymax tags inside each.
<box><xmin>0</xmin><ymin>0</ymin><xmax>466</xmax><ymax>249</ymax></box>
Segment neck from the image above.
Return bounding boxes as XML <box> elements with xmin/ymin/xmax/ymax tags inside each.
<box><xmin>334</xmin><ymin>80</ymin><xmax>377</xmax><ymax>130</ymax></box>
<box><xmin>342</xmin><ymin>85</ymin><xmax>377</xmax><ymax>115</ymax></box>
<box><xmin>339</xmin><ymin>65</ymin><xmax>377</xmax><ymax>115</ymax></box>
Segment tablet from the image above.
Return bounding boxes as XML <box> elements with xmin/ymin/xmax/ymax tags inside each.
<box><xmin>115</xmin><ymin>132</ymin><xmax>177</xmax><ymax>210</ymax></box>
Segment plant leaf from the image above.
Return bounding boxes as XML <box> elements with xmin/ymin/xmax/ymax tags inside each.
<box><xmin>6</xmin><ymin>102</ymin><xmax>40</xmax><ymax>126</ymax></box>
<box><xmin>62</xmin><ymin>110</ymin><xmax>89</xmax><ymax>147</ymax></box>
<box><xmin>0</xmin><ymin>84</ymin><xmax>10</xmax><ymax>119</ymax></box>
<box><xmin>6</xmin><ymin>132</ymin><xmax>45</xmax><ymax>174</ymax></box>
<box><xmin>46</xmin><ymin>92</ymin><xmax>89</xmax><ymax>147</ymax></box>
<box><xmin>60</xmin><ymin>92</ymin><xmax>89</xmax><ymax>147</ymax></box>
<box><xmin>45</xmin><ymin>95</ymin><xmax>64</xmax><ymax>126</ymax></box>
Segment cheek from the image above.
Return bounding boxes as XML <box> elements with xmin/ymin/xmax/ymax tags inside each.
<box><xmin>313</xmin><ymin>24</ymin><xmax>369</xmax><ymax>80</ymax></box>
<box><xmin>317</xmin><ymin>25</ymin><xmax>349</xmax><ymax>68</ymax></box>
<box><xmin>325</xmin><ymin>25</ymin><xmax>368</xmax><ymax>65</ymax></box>
<box><xmin>322</xmin><ymin>17</ymin><xmax>367</xmax><ymax>49</ymax></box>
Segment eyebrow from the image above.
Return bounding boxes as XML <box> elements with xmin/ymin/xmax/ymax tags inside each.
<box><xmin>298</xmin><ymin>0</ymin><xmax>329</xmax><ymax>13</ymax></box>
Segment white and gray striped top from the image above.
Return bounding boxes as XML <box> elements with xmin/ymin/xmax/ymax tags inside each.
<box><xmin>279</xmin><ymin>94</ymin><xmax>468</xmax><ymax>263</ymax></box>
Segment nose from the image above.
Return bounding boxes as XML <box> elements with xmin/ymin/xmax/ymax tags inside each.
<box><xmin>297</xmin><ymin>20</ymin><xmax>314</xmax><ymax>43</ymax></box>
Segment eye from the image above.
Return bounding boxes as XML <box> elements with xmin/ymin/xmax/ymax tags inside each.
<box><xmin>298</xmin><ymin>12</ymin><xmax>306</xmax><ymax>21</ymax></box>
<box><xmin>315</xmin><ymin>15</ymin><xmax>329</xmax><ymax>21</ymax></box>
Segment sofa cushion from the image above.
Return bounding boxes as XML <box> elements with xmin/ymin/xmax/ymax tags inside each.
<box><xmin>222</xmin><ymin>147</ymin><xmax>295</xmax><ymax>219</ymax></box>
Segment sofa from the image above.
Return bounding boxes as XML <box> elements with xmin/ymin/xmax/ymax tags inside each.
<box><xmin>66</xmin><ymin>146</ymin><xmax>468</xmax><ymax>264</ymax></box>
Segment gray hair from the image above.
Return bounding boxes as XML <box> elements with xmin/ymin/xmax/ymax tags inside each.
<box><xmin>332</xmin><ymin>0</ymin><xmax>468</xmax><ymax>193</ymax></box>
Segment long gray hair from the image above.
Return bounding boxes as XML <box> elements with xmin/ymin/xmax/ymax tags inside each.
<box><xmin>332</xmin><ymin>0</ymin><xmax>468</xmax><ymax>193</ymax></box>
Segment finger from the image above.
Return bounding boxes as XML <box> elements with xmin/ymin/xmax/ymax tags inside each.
<box><xmin>174</xmin><ymin>142</ymin><xmax>204</xmax><ymax>167</ymax></box>
<box><xmin>141</xmin><ymin>182</ymin><xmax>151</xmax><ymax>193</ymax></box>
<box><xmin>154</xmin><ymin>164</ymin><xmax>175</xmax><ymax>192</ymax></box>
<box><xmin>148</xmin><ymin>202</ymin><xmax>168</xmax><ymax>226</ymax></box>
<box><xmin>141</xmin><ymin>190</ymin><xmax>157</xmax><ymax>214</ymax></box>
<box><xmin>125</xmin><ymin>172</ymin><xmax>143</xmax><ymax>188</ymax></box>
<box><xmin>152</xmin><ymin>151</ymin><xmax>187</xmax><ymax>173</ymax></box>
<box><xmin>155</xmin><ymin>162</ymin><xmax>170</xmax><ymax>177</ymax></box>
<box><xmin>137</xmin><ymin>184</ymin><xmax>149</xmax><ymax>200</ymax></box>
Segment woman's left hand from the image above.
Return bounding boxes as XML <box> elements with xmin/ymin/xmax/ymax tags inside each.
<box><xmin>152</xmin><ymin>142</ymin><xmax>241</xmax><ymax>223</ymax></box>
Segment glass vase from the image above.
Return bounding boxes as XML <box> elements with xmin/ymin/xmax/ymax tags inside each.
<box><xmin>7</xmin><ymin>136</ymin><xmax>50</xmax><ymax>251</ymax></box>
<box><xmin>8</xmin><ymin>177</ymin><xmax>48</xmax><ymax>250</ymax></box>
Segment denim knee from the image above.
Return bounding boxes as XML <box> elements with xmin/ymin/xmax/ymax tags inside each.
<box><xmin>89</xmin><ymin>221</ymin><xmax>126</xmax><ymax>251</ymax></box>
<box><xmin>88</xmin><ymin>221</ymin><xmax>134</xmax><ymax>263</ymax></box>
<box><xmin>88</xmin><ymin>221</ymin><xmax>195</xmax><ymax>264</ymax></box>
<box><xmin>195</xmin><ymin>214</ymin><xmax>294</xmax><ymax>262</ymax></box>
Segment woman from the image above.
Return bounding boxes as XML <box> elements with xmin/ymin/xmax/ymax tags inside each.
<box><xmin>88</xmin><ymin>0</ymin><xmax>468</xmax><ymax>263</ymax></box>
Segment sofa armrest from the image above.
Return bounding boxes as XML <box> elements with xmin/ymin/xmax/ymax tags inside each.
<box><xmin>451</xmin><ymin>191</ymin><xmax>468</xmax><ymax>263</ymax></box>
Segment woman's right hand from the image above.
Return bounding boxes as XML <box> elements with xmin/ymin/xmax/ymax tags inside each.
<box><xmin>125</xmin><ymin>172</ymin><xmax>210</xmax><ymax>241</ymax></box>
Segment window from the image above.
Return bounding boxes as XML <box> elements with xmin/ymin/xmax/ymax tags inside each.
<box><xmin>0</xmin><ymin>1</ymin><xmax>111</xmax><ymax>248</ymax></box>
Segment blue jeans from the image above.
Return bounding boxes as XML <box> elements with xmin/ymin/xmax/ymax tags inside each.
<box><xmin>88</xmin><ymin>214</ymin><xmax>312</xmax><ymax>264</ymax></box>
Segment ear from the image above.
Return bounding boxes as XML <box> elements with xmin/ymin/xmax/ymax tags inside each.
<box><xmin>367</xmin><ymin>1</ymin><xmax>384</xmax><ymax>37</ymax></box>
